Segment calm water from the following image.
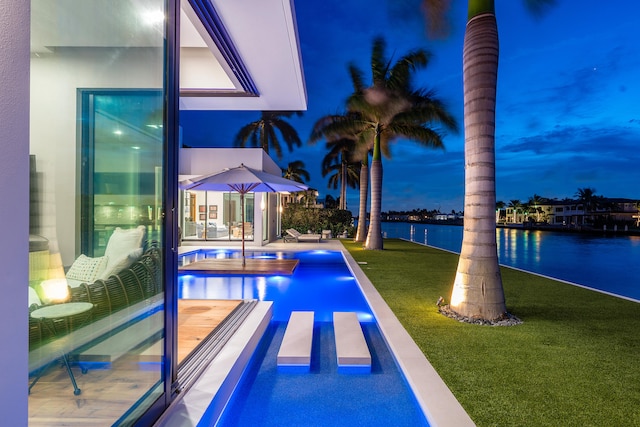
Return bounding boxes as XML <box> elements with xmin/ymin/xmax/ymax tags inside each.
<box><xmin>382</xmin><ymin>222</ymin><xmax>640</xmax><ymax>301</ymax></box>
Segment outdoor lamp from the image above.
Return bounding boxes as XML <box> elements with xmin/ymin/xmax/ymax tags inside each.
<box><xmin>39</xmin><ymin>278</ymin><xmax>70</xmax><ymax>304</ymax></box>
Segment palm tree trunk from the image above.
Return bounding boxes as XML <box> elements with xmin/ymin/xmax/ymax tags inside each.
<box><xmin>340</xmin><ymin>159</ymin><xmax>347</xmax><ymax>210</ymax></box>
<box><xmin>355</xmin><ymin>156</ymin><xmax>369</xmax><ymax>242</ymax></box>
<box><xmin>364</xmin><ymin>131</ymin><xmax>383</xmax><ymax>250</ymax></box>
<box><xmin>450</xmin><ymin>5</ymin><xmax>506</xmax><ymax>320</ymax></box>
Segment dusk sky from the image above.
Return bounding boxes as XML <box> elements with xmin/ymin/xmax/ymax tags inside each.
<box><xmin>181</xmin><ymin>0</ymin><xmax>640</xmax><ymax>213</ymax></box>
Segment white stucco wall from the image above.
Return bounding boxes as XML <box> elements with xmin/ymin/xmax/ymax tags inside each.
<box><xmin>30</xmin><ymin>48</ymin><xmax>163</xmax><ymax>265</ymax></box>
<box><xmin>0</xmin><ymin>2</ymin><xmax>30</xmax><ymax>424</ymax></box>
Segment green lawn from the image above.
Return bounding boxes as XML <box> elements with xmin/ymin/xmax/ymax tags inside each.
<box><xmin>342</xmin><ymin>239</ymin><xmax>640</xmax><ymax>427</ymax></box>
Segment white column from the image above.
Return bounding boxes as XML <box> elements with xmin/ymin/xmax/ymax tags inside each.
<box><xmin>0</xmin><ymin>1</ymin><xmax>30</xmax><ymax>424</ymax></box>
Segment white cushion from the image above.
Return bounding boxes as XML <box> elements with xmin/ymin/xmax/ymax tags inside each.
<box><xmin>102</xmin><ymin>226</ymin><xmax>145</xmax><ymax>277</ymax></box>
<box><xmin>28</xmin><ymin>286</ymin><xmax>42</xmax><ymax>307</ymax></box>
<box><xmin>66</xmin><ymin>254</ymin><xmax>109</xmax><ymax>283</ymax></box>
<box><xmin>98</xmin><ymin>248</ymin><xmax>143</xmax><ymax>279</ymax></box>
<box><xmin>104</xmin><ymin>226</ymin><xmax>145</xmax><ymax>261</ymax></box>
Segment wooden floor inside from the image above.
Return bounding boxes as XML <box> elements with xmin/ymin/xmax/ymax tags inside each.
<box><xmin>28</xmin><ymin>299</ymin><xmax>242</xmax><ymax>426</ymax></box>
<box><xmin>179</xmin><ymin>258</ymin><xmax>299</xmax><ymax>275</ymax></box>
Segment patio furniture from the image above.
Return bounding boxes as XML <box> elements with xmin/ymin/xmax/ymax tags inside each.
<box><xmin>284</xmin><ymin>228</ymin><xmax>322</xmax><ymax>243</ymax></box>
<box><xmin>29</xmin><ymin>302</ymin><xmax>95</xmax><ymax>395</ymax></box>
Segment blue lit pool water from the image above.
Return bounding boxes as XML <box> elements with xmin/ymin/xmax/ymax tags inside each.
<box><xmin>179</xmin><ymin>250</ymin><xmax>372</xmax><ymax>322</ymax></box>
<box><xmin>178</xmin><ymin>249</ymin><xmax>429</xmax><ymax>427</ymax></box>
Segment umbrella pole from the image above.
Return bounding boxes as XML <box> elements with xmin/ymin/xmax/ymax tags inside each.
<box><xmin>240</xmin><ymin>192</ymin><xmax>245</xmax><ymax>267</ymax></box>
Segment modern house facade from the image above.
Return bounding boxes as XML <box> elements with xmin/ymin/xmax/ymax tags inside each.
<box><xmin>1</xmin><ymin>1</ymin><xmax>306</xmax><ymax>425</ymax></box>
<box><xmin>501</xmin><ymin>198</ymin><xmax>639</xmax><ymax>227</ymax></box>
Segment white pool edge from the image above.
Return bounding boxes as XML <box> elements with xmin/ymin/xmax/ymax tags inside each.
<box><xmin>341</xmin><ymin>249</ymin><xmax>476</xmax><ymax>427</ymax></box>
<box><xmin>166</xmin><ymin>241</ymin><xmax>475</xmax><ymax>426</ymax></box>
<box><xmin>154</xmin><ymin>301</ymin><xmax>273</xmax><ymax>427</ymax></box>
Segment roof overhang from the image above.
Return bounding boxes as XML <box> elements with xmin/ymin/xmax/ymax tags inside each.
<box><xmin>180</xmin><ymin>0</ymin><xmax>307</xmax><ymax>111</ymax></box>
<box><xmin>30</xmin><ymin>0</ymin><xmax>307</xmax><ymax>112</ymax></box>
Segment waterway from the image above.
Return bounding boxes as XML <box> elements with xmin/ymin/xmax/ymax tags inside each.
<box><xmin>381</xmin><ymin>222</ymin><xmax>640</xmax><ymax>301</ymax></box>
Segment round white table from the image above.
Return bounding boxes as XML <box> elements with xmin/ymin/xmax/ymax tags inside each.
<box><xmin>31</xmin><ymin>302</ymin><xmax>94</xmax><ymax>320</ymax></box>
<box><xmin>30</xmin><ymin>302</ymin><xmax>94</xmax><ymax>395</ymax></box>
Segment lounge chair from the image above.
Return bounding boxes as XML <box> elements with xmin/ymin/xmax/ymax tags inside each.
<box><xmin>284</xmin><ymin>228</ymin><xmax>322</xmax><ymax>243</ymax></box>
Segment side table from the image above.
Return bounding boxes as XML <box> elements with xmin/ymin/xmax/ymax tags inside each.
<box><xmin>30</xmin><ymin>302</ymin><xmax>94</xmax><ymax>395</ymax></box>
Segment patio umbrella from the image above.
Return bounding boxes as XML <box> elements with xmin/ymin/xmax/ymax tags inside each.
<box><xmin>179</xmin><ymin>163</ymin><xmax>308</xmax><ymax>265</ymax></box>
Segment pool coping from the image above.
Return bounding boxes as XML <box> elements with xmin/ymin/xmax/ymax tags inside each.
<box><xmin>340</xmin><ymin>246</ymin><xmax>475</xmax><ymax>427</ymax></box>
<box><xmin>165</xmin><ymin>240</ymin><xmax>475</xmax><ymax>426</ymax></box>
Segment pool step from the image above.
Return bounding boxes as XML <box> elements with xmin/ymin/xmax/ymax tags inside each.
<box><xmin>333</xmin><ymin>312</ymin><xmax>371</xmax><ymax>373</ymax></box>
<box><xmin>277</xmin><ymin>311</ymin><xmax>314</xmax><ymax>371</ymax></box>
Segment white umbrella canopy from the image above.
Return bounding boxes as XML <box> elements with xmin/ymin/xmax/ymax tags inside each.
<box><xmin>179</xmin><ymin>164</ymin><xmax>308</xmax><ymax>265</ymax></box>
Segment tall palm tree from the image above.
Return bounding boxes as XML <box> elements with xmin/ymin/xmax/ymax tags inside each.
<box><xmin>281</xmin><ymin>160</ymin><xmax>310</xmax><ymax>184</ymax></box>
<box><xmin>348</xmin><ymin>37</ymin><xmax>458</xmax><ymax>250</ymax></box>
<box><xmin>234</xmin><ymin>111</ymin><xmax>303</xmax><ymax>160</ymax></box>
<box><xmin>322</xmin><ymin>136</ymin><xmax>360</xmax><ymax>210</ymax></box>
<box><xmin>322</xmin><ymin>153</ymin><xmax>360</xmax><ymax>210</ymax></box>
<box><xmin>420</xmin><ymin>0</ymin><xmax>555</xmax><ymax>321</ymax></box>
<box><xmin>310</xmin><ymin>112</ymin><xmax>371</xmax><ymax>241</ymax></box>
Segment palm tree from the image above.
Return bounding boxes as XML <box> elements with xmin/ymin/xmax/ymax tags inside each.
<box><xmin>420</xmin><ymin>0</ymin><xmax>555</xmax><ymax>321</ymax></box>
<box><xmin>281</xmin><ymin>160</ymin><xmax>310</xmax><ymax>184</ymax></box>
<box><xmin>234</xmin><ymin>111</ymin><xmax>303</xmax><ymax>160</ymax></box>
<box><xmin>508</xmin><ymin>199</ymin><xmax>523</xmax><ymax>223</ymax></box>
<box><xmin>310</xmin><ymin>112</ymin><xmax>371</xmax><ymax>241</ymax></box>
<box><xmin>347</xmin><ymin>37</ymin><xmax>458</xmax><ymax>250</ymax></box>
<box><xmin>322</xmin><ymin>137</ymin><xmax>360</xmax><ymax>210</ymax></box>
<box><xmin>528</xmin><ymin>194</ymin><xmax>544</xmax><ymax>222</ymax></box>
<box><xmin>575</xmin><ymin>187</ymin><xmax>599</xmax><ymax>224</ymax></box>
<box><xmin>322</xmin><ymin>154</ymin><xmax>360</xmax><ymax>210</ymax></box>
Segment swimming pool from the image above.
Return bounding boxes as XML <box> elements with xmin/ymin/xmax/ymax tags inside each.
<box><xmin>178</xmin><ymin>249</ymin><xmax>429</xmax><ymax>426</ymax></box>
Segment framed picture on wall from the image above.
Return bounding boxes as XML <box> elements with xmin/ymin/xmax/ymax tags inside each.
<box><xmin>199</xmin><ymin>213</ymin><xmax>206</xmax><ymax>220</ymax></box>
<box><xmin>209</xmin><ymin>205</ymin><xmax>217</xmax><ymax>212</ymax></box>
<box><xmin>209</xmin><ymin>212</ymin><xmax>217</xmax><ymax>219</ymax></box>
<box><xmin>199</xmin><ymin>205</ymin><xmax>206</xmax><ymax>213</ymax></box>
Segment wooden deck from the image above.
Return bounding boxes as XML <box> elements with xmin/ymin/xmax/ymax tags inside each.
<box><xmin>179</xmin><ymin>258</ymin><xmax>299</xmax><ymax>275</ymax></box>
<box><xmin>28</xmin><ymin>299</ymin><xmax>242</xmax><ymax>426</ymax></box>
<box><xmin>177</xmin><ymin>299</ymin><xmax>242</xmax><ymax>363</ymax></box>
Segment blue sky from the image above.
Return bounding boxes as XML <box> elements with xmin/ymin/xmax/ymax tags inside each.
<box><xmin>181</xmin><ymin>0</ymin><xmax>640</xmax><ymax>212</ymax></box>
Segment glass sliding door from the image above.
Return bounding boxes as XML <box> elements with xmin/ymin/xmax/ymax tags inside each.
<box><xmin>181</xmin><ymin>191</ymin><xmax>255</xmax><ymax>241</ymax></box>
<box><xmin>225</xmin><ymin>193</ymin><xmax>255</xmax><ymax>240</ymax></box>
<box><xmin>80</xmin><ymin>90</ymin><xmax>163</xmax><ymax>257</ymax></box>
<box><xmin>29</xmin><ymin>1</ymin><xmax>175</xmax><ymax>425</ymax></box>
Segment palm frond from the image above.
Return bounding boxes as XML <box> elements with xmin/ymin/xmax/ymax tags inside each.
<box><xmin>370</xmin><ymin>37</ymin><xmax>389</xmax><ymax>86</ymax></box>
<box><xmin>388</xmin><ymin>49</ymin><xmax>430</xmax><ymax>92</ymax></box>
<box><xmin>348</xmin><ymin>64</ymin><xmax>366</xmax><ymax>93</ymax></box>
<box><xmin>386</xmin><ymin>123</ymin><xmax>445</xmax><ymax>150</ymax></box>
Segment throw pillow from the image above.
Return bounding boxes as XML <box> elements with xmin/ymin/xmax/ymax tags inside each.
<box><xmin>66</xmin><ymin>254</ymin><xmax>109</xmax><ymax>283</ymax></box>
<box><xmin>104</xmin><ymin>226</ymin><xmax>145</xmax><ymax>261</ymax></box>
<box><xmin>98</xmin><ymin>248</ymin><xmax>143</xmax><ymax>280</ymax></box>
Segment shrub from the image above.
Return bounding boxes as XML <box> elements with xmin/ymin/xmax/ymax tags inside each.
<box><xmin>282</xmin><ymin>205</ymin><xmax>354</xmax><ymax>237</ymax></box>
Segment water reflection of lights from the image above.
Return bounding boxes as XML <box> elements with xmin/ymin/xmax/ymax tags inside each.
<box><xmin>310</xmin><ymin>250</ymin><xmax>330</xmax><ymax>255</ymax></box>
<box><xmin>357</xmin><ymin>312</ymin><xmax>374</xmax><ymax>322</ymax></box>
<box><xmin>256</xmin><ymin>277</ymin><xmax>267</xmax><ymax>301</ymax></box>
<box><xmin>335</xmin><ymin>276</ymin><xmax>355</xmax><ymax>281</ymax></box>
